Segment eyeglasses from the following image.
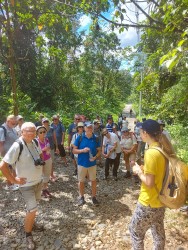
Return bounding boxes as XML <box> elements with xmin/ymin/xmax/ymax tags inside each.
<box><xmin>43</xmin><ymin>121</ymin><xmax>49</xmax><ymax>123</ymax></box>
<box><xmin>53</xmin><ymin>119</ymin><xmax>58</xmax><ymax>121</ymax></box>
<box><xmin>78</xmin><ymin>126</ymin><xmax>84</xmax><ymax>128</ymax></box>
<box><xmin>39</xmin><ymin>131</ymin><xmax>46</xmax><ymax>134</ymax></box>
<box><xmin>23</xmin><ymin>130</ymin><xmax>36</xmax><ymax>133</ymax></box>
<box><xmin>75</xmin><ymin>118</ymin><xmax>80</xmax><ymax>121</ymax></box>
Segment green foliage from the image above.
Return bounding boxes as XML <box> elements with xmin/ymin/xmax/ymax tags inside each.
<box><xmin>167</xmin><ymin>124</ymin><xmax>188</xmax><ymax>163</ymax></box>
<box><xmin>159</xmin><ymin>76</ymin><xmax>188</xmax><ymax>124</ymax></box>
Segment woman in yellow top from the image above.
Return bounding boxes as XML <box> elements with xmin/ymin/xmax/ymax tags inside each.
<box><xmin>129</xmin><ymin>119</ymin><xmax>176</xmax><ymax>250</ymax></box>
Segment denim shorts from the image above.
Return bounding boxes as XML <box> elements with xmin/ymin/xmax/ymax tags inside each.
<box><xmin>19</xmin><ymin>181</ymin><xmax>42</xmax><ymax>212</ymax></box>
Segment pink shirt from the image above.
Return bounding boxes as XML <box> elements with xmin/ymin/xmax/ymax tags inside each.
<box><xmin>38</xmin><ymin>138</ymin><xmax>51</xmax><ymax>161</ymax></box>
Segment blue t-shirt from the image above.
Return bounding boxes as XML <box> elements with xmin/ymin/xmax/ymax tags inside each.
<box><xmin>74</xmin><ymin>133</ymin><xmax>100</xmax><ymax>168</ymax></box>
<box><xmin>51</xmin><ymin>123</ymin><xmax>65</xmax><ymax>145</ymax></box>
<box><xmin>68</xmin><ymin>123</ymin><xmax>77</xmax><ymax>140</ymax></box>
<box><xmin>45</xmin><ymin>127</ymin><xmax>55</xmax><ymax>149</ymax></box>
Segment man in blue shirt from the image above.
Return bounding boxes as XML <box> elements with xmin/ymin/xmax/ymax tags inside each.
<box><xmin>73</xmin><ymin>123</ymin><xmax>101</xmax><ymax>206</ymax></box>
<box><xmin>51</xmin><ymin>115</ymin><xmax>68</xmax><ymax>167</ymax></box>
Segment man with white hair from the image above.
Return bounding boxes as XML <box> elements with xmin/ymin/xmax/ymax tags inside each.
<box><xmin>0</xmin><ymin>122</ymin><xmax>44</xmax><ymax>250</ymax></box>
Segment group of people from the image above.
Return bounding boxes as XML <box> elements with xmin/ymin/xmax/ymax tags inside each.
<box><xmin>0</xmin><ymin>113</ymin><xmax>187</xmax><ymax>250</ymax></box>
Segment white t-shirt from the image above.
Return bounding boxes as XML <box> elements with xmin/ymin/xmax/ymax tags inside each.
<box><xmin>3</xmin><ymin>137</ymin><xmax>43</xmax><ymax>187</ymax></box>
<box><xmin>103</xmin><ymin>133</ymin><xmax>118</xmax><ymax>159</ymax></box>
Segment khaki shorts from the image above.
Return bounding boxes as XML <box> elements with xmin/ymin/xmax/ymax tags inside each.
<box><xmin>78</xmin><ymin>165</ymin><xmax>96</xmax><ymax>182</ymax></box>
<box><xmin>43</xmin><ymin>158</ymin><xmax>52</xmax><ymax>183</ymax></box>
<box><xmin>19</xmin><ymin>181</ymin><xmax>42</xmax><ymax>212</ymax></box>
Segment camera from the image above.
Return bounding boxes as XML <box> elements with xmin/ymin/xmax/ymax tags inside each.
<box><xmin>34</xmin><ymin>158</ymin><xmax>45</xmax><ymax>166</ymax></box>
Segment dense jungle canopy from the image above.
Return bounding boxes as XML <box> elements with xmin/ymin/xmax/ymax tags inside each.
<box><xmin>0</xmin><ymin>0</ymin><xmax>187</xmax><ymax>126</ymax></box>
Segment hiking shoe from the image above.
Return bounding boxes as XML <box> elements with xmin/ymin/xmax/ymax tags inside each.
<box><xmin>124</xmin><ymin>171</ymin><xmax>131</xmax><ymax>178</ymax></box>
<box><xmin>180</xmin><ymin>205</ymin><xmax>188</xmax><ymax>212</ymax></box>
<box><xmin>33</xmin><ymin>223</ymin><xmax>44</xmax><ymax>232</ymax></box>
<box><xmin>26</xmin><ymin>236</ymin><xmax>35</xmax><ymax>250</ymax></box>
<box><xmin>92</xmin><ymin>197</ymin><xmax>100</xmax><ymax>206</ymax></box>
<box><xmin>11</xmin><ymin>184</ymin><xmax>20</xmax><ymax>191</ymax></box>
<box><xmin>78</xmin><ymin>196</ymin><xmax>86</xmax><ymax>206</ymax></box>
<box><xmin>3</xmin><ymin>184</ymin><xmax>19</xmax><ymax>191</ymax></box>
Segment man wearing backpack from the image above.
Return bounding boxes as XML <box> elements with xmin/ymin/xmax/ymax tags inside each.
<box><xmin>73</xmin><ymin>122</ymin><xmax>101</xmax><ymax>206</ymax></box>
<box><xmin>0</xmin><ymin>115</ymin><xmax>18</xmax><ymax>190</ymax></box>
<box><xmin>51</xmin><ymin>115</ymin><xmax>68</xmax><ymax>167</ymax></box>
<box><xmin>0</xmin><ymin>122</ymin><xmax>44</xmax><ymax>250</ymax></box>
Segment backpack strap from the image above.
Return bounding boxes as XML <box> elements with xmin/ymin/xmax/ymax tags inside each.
<box><xmin>15</xmin><ymin>139</ymin><xmax>23</xmax><ymax>162</ymax></box>
<box><xmin>0</xmin><ymin>125</ymin><xmax>7</xmax><ymax>139</ymax></box>
<box><xmin>150</xmin><ymin>146</ymin><xmax>169</xmax><ymax>195</ymax></box>
<box><xmin>33</xmin><ymin>138</ymin><xmax>39</xmax><ymax>147</ymax></box>
<box><xmin>78</xmin><ymin>133</ymin><xmax>83</xmax><ymax>148</ymax></box>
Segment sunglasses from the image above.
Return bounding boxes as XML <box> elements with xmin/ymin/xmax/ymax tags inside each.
<box><xmin>78</xmin><ymin>126</ymin><xmax>84</xmax><ymax>128</ymax></box>
<box><xmin>103</xmin><ymin>132</ymin><xmax>108</xmax><ymax>136</ymax></box>
<box><xmin>75</xmin><ymin>118</ymin><xmax>80</xmax><ymax>120</ymax></box>
<box><xmin>39</xmin><ymin>131</ymin><xmax>46</xmax><ymax>134</ymax></box>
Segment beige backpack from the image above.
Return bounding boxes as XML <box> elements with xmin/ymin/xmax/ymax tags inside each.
<box><xmin>152</xmin><ymin>147</ymin><xmax>188</xmax><ymax>209</ymax></box>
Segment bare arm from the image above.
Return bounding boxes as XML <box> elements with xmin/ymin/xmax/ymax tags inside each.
<box><xmin>0</xmin><ymin>141</ymin><xmax>4</xmax><ymax>156</ymax></box>
<box><xmin>0</xmin><ymin>161</ymin><xmax>26</xmax><ymax>185</ymax></box>
<box><xmin>133</xmin><ymin>163</ymin><xmax>155</xmax><ymax>188</ymax></box>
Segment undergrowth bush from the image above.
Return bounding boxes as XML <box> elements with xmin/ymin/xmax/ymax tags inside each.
<box><xmin>167</xmin><ymin>123</ymin><xmax>188</xmax><ymax>163</ymax></box>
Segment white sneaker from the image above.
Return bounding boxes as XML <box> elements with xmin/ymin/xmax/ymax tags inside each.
<box><xmin>10</xmin><ymin>184</ymin><xmax>19</xmax><ymax>191</ymax></box>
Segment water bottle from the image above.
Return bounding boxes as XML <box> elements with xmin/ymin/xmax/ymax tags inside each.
<box><xmin>89</xmin><ymin>149</ymin><xmax>94</xmax><ymax>161</ymax></box>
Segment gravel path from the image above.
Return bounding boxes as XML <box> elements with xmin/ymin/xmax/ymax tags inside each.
<box><xmin>0</xmin><ymin>156</ymin><xmax>188</xmax><ymax>250</ymax></box>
